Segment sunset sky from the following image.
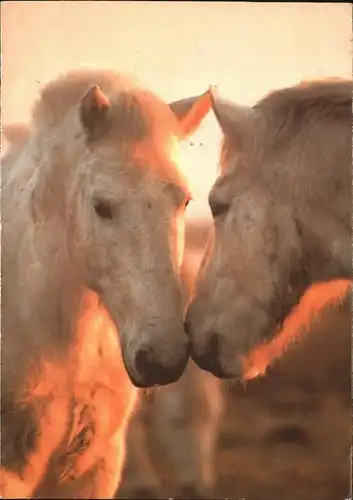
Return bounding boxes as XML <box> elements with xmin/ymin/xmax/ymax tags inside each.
<box><xmin>2</xmin><ymin>1</ymin><xmax>351</xmax><ymax>220</ymax></box>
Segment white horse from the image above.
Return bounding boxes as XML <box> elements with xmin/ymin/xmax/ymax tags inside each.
<box><xmin>186</xmin><ymin>79</ymin><xmax>352</xmax><ymax>379</ymax></box>
<box><xmin>1</xmin><ymin>69</ymin><xmax>212</xmax><ymax>498</ymax></box>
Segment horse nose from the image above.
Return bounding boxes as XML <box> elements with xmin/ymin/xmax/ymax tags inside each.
<box><xmin>191</xmin><ymin>331</ymin><xmax>222</xmax><ymax>375</ymax></box>
<box><xmin>132</xmin><ymin>344</ymin><xmax>189</xmax><ymax>387</ymax></box>
<box><xmin>190</xmin><ymin>331</ymin><xmax>236</xmax><ymax>379</ymax></box>
<box><xmin>183</xmin><ymin>319</ymin><xmax>191</xmax><ymax>336</ymax></box>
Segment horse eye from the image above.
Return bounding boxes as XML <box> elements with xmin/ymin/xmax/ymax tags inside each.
<box><xmin>93</xmin><ymin>200</ymin><xmax>114</xmax><ymax>220</ymax></box>
<box><xmin>209</xmin><ymin>200</ymin><xmax>229</xmax><ymax>219</ymax></box>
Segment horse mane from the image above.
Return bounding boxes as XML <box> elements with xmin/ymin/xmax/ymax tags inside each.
<box><xmin>31</xmin><ymin>69</ymin><xmax>180</xmax><ymax>144</ymax></box>
<box><xmin>219</xmin><ymin>78</ymin><xmax>352</xmax><ymax>173</ymax></box>
<box><xmin>31</xmin><ymin>69</ymin><xmax>133</xmax><ymax>129</ymax></box>
<box><xmin>254</xmin><ymin>78</ymin><xmax>352</xmax><ymax>145</ymax></box>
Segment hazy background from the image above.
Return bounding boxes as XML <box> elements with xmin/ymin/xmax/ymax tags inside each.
<box><xmin>2</xmin><ymin>5</ymin><xmax>352</xmax><ymax>499</ymax></box>
<box><xmin>2</xmin><ymin>1</ymin><xmax>352</xmax><ymax>220</ymax></box>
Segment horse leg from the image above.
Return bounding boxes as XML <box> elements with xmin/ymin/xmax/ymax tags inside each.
<box><xmin>116</xmin><ymin>393</ymin><xmax>161</xmax><ymax>499</ymax></box>
<box><xmin>77</xmin><ymin>431</ymin><xmax>127</xmax><ymax>499</ymax></box>
<box><xmin>151</xmin><ymin>364</ymin><xmax>224</xmax><ymax>499</ymax></box>
<box><xmin>44</xmin><ymin>430</ymin><xmax>127</xmax><ymax>499</ymax></box>
<box><xmin>191</xmin><ymin>371</ymin><xmax>224</xmax><ymax>499</ymax></box>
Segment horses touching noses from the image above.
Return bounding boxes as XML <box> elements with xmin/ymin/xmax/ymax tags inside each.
<box><xmin>126</xmin><ymin>331</ymin><xmax>189</xmax><ymax>388</ymax></box>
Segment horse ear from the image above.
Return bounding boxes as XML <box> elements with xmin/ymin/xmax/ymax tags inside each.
<box><xmin>80</xmin><ymin>85</ymin><xmax>112</xmax><ymax>140</ymax></box>
<box><xmin>210</xmin><ymin>87</ymin><xmax>255</xmax><ymax>139</ymax></box>
<box><xmin>169</xmin><ymin>87</ymin><xmax>214</xmax><ymax>138</ymax></box>
<box><xmin>2</xmin><ymin>122</ymin><xmax>30</xmax><ymax>147</ymax></box>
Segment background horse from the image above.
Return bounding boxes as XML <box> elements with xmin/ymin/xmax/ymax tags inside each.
<box><xmin>1</xmin><ymin>69</ymin><xmax>212</xmax><ymax>498</ymax></box>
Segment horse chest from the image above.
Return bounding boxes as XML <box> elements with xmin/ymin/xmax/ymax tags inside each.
<box><xmin>2</xmin><ymin>297</ymin><xmax>136</xmax><ymax>498</ymax></box>
<box><xmin>50</xmin><ymin>377</ymin><xmax>136</xmax><ymax>494</ymax></box>
<box><xmin>53</xmin><ymin>299</ymin><xmax>137</xmax><ymax>487</ymax></box>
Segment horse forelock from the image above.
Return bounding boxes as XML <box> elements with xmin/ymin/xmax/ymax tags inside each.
<box><xmin>31</xmin><ymin>69</ymin><xmax>133</xmax><ymax>129</ymax></box>
<box><xmin>29</xmin><ymin>69</ymin><xmax>186</xmax><ymax>189</ymax></box>
<box><xmin>31</xmin><ymin>69</ymin><xmax>181</xmax><ymax>145</ymax></box>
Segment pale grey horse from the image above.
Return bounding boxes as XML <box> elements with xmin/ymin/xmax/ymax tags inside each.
<box><xmin>185</xmin><ymin>78</ymin><xmax>351</xmax><ymax>379</ymax></box>
<box><xmin>1</xmin><ymin>69</ymin><xmax>212</xmax><ymax>498</ymax></box>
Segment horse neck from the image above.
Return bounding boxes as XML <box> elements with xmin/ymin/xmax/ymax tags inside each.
<box><xmin>297</xmin><ymin>205</ymin><xmax>351</xmax><ymax>283</ymax></box>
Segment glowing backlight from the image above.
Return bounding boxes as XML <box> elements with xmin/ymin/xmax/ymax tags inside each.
<box><xmin>242</xmin><ymin>280</ymin><xmax>350</xmax><ymax>379</ymax></box>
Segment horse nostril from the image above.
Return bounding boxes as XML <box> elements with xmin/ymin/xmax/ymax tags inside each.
<box><xmin>190</xmin><ymin>331</ymin><xmax>232</xmax><ymax>379</ymax></box>
<box><xmin>203</xmin><ymin>331</ymin><xmax>221</xmax><ymax>362</ymax></box>
<box><xmin>183</xmin><ymin>319</ymin><xmax>191</xmax><ymax>336</ymax></box>
<box><xmin>133</xmin><ymin>346</ymin><xmax>188</xmax><ymax>387</ymax></box>
<box><xmin>134</xmin><ymin>347</ymin><xmax>154</xmax><ymax>380</ymax></box>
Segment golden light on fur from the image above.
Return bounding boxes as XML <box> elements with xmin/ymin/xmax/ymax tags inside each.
<box><xmin>242</xmin><ymin>280</ymin><xmax>350</xmax><ymax>380</ymax></box>
<box><xmin>0</xmin><ymin>291</ymin><xmax>138</xmax><ymax>498</ymax></box>
<box><xmin>178</xmin><ymin>88</ymin><xmax>214</xmax><ymax>138</ymax></box>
